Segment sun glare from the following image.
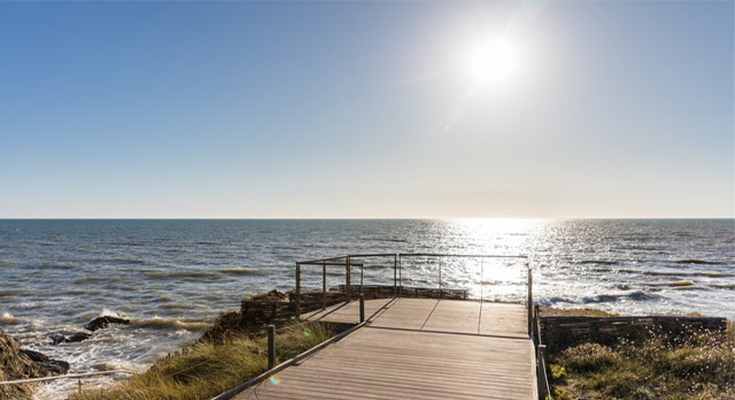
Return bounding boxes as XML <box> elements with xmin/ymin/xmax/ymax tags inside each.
<box><xmin>467</xmin><ymin>39</ymin><xmax>518</xmax><ymax>86</ymax></box>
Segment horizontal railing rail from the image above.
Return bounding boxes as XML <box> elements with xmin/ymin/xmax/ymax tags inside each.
<box><xmin>293</xmin><ymin>252</ymin><xmax>533</xmax><ymax>335</ymax></box>
<box><xmin>0</xmin><ymin>370</ymin><xmax>134</xmax><ymax>386</ymax></box>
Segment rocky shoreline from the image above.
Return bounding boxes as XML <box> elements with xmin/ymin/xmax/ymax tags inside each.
<box><xmin>1</xmin><ymin>316</ymin><xmax>130</xmax><ymax>399</ymax></box>
<box><xmin>1</xmin><ymin>328</ymin><xmax>69</xmax><ymax>398</ymax></box>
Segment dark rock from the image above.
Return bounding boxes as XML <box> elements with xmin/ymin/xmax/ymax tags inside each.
<box><xmin>84</xmin><ymin>316</ymin><xmax>130</xmax><ymax>332</ymax></box>
<box><xmin>51</xmin><ymin>332</ymin><xmax>92</xmax><ymax>345</ymax></box>
<box><xmin>2</xmin><ymin>328</ymin><xmax>70</xmax><ymax>398</ymax></box>
<box><xmin>37</xmin><ymin>359</ymin><xmax>70</xmax><ymax>375</ymax></box>
<box><xmin>66</xmin><ymin>332</ymin><xmax>92</xmax><ymax>343</ymax></box>
<box><xmin>20</xmin><ymin>349</ymin><xmax>70</xmax><ymax>375</ymax></box>
<box><xmin>51</xmin><ymin>334</ymin><xmax>66</xmax><ymax>345</ymax></box>
<box><xmin>20</xmin><ymin>348</ymin><xmax>49</xmax><ymax>362</ymax></box>
<box><xmin>1</xmin><ymin>328</ymin><xmax>42</xmax><ymax>377</ymax></box>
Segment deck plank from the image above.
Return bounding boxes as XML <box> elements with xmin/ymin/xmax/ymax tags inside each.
<box><xmin>234</xmin><ymin>299</ymin><xmax>535</xmax><ymax>400</ymax></box>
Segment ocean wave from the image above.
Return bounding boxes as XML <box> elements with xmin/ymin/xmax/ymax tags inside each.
<box><xmin>648</xmin><ymin>280</ymin><xmax>695</xmax><ymax>288</ymax></box>
<box><xmin>218</xmin><ymin>267</ymin><xmax>269</xmax><ymax>276</ymax></box>
<box><xmin>36</xmin><ymin>262</ymin><xmax>75</xmax><ymax>270</ymax></box>
<box><xmin>618</xmin><ymin>245</ymin><xmax>666</xmax><ymax>251</ymax></box>
<box><xmin>109</xmin><ymin>241</ymin><xmax>146</xmax><ymax>247</ymax></box>
<box><xmin>364</xmin><ymin>264</ymin><xmax>391</xmax><ymax>270</ymax></box>
<box><xmin>692</xmin><ymin>271</ymin><xmax>735</xmax><ymax>277</ymax></box>
<box><xmin>579</xmin><ymin>260</ymin><xmax>617</xmax><ymax>265</ymax></box>
<box><xmin>67</xmin><ymin>289</ymin><xmax>103</xmax><ymax>295</ymax></box>
<box><xmin>710</xmin><ymin>283</ymin><xmax>735</xmax><ymax>290</ymax></box>
<box><xmin>73</xmin><ymin>276</ymin><xmax>137</xmax><ymax>285</ymax></box>
<box><xmin>158</xmin><ymin>303</ymin><xmax>203</xmax><ymax>311</ymax></box>
<box><xmin>643</xmin><ymin>271</ymin><xmax>735</xmax><ymax>278</ymax></box>
<box><xmin>0</xmin><ymin>313</ymin><xmax>23</xmax><ymax>324</ymax></box>
<box><xmin>29</xmin><ymin>319</ymin><xmax>45</xmax><ymax>330</ymax></box>
<box><xmin>360</xmin><ymin>237</ymin><xmax>408</xmax><ymax>243</ymax></box>
<box><xmin>0</xmin><ymin>289</ymin><xmax>24</xmax><ymax>297</ymax></box>
<box><xmin>108</xmin><ymin>257</ymin><xmax>147</xmax><ymax>265</ymax></box>
<box><xmin>593</xmin><ymin>268</ymin><xmax>735</xmax><ymax>279</ymax></box>
<box><xmin>130</xmin><ymin>317</ymin><xmax>210</xmax><ymax>331</ymax></box>
<box><xmin>143</xmin><ymin>270</ymin><xmax>220</xmax><ymax>280</ymax></box>
<box><xmin>101</xmin><ymin>308</ymin><xmax>126</xmax><ymax>319</ymax></box>
<box><xmin>544</xmin><ymin>291</ymin><xmax>661</xmax><ymax>305</ymax></box>
<box><xmin>582</xmin><ymin>291</ymin><xmax>659</xmax><ymax>303</ymax></box>
<box><xmin>91</xmin><ymin>361</ymin><xmax>139</xmax><ymax>372</ymax></box>
<box><xmin>675</xmin><ymin>259</ymin><xmax>730</xmax><ymax>265</ymax></box>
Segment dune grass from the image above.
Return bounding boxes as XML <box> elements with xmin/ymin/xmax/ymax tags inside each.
<box><xmin>547</xmin><ymin>317</ymin><xmax>735</xmax><ymax>400</ymax></box>
<box><xmin>70</xmin><ymin>322</ymin><xmax>335</xmax><ymax>400</ymax></box>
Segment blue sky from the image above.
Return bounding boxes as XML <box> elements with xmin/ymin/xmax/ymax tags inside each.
<box><xmin>1</xmin><ymin>1</ymin><xmax>733</xmax><ymax>218</ymax></box>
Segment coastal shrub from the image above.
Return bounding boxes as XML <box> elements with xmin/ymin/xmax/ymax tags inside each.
<box><xmin>549</xmin><ymin>364</ymin><xmax>566</xmax><ymax>382</ymax></box>
<box><xmin>551</xmin><ymin>387</ymin><xmax>569</xmax><ymax>400</ymax></box>
<box><xmin>71</xmin><ymin>322</ymin><xmax>336</xmax><ymax>400</ymax></box>
<box><xmin>548</xmin><ymin>319</ymin><xmax>735</xmax><ymax>400</ymax></box>
<box><xmin>559</xmin><ymin>343</ymin><xmax>620</xmax><ymax>373</ymax></box>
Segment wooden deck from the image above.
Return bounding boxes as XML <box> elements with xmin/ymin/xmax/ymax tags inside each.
<box><xmin>234</xmin><ymin>298</ymin><xmax>536</xmax><ymax>400</ymax></box>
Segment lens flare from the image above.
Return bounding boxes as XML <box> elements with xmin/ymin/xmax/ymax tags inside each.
<box><xmin>269</xmin><ymin>375</ymin><xmax>281</xmax><ymax>384</ymax></box>
<box><xmin>467</xmin><ymin>38</ymin><xmax>518</xmax><ymax>86</ymax></box>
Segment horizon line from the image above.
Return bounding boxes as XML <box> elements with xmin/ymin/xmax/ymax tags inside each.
<box><xmin>1</xmin><ymin>216</ymin><xmax>733</xmax><ymax>220</ymax></box>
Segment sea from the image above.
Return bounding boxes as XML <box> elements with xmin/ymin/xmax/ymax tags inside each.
<box><xmin>0</xmin><ymin>219</ymin><xmax>733</xmax><ymax>398</ymax></box>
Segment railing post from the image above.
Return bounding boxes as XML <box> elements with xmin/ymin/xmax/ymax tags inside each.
<box><xmin>322</xmin><ymin>261</ymin><xmax>327</xmax><ymax>310</ymax></box>
<box><xmin>537</xmin><ymin>344</ymin><xmax>547</xmax><ymax>399</ymax></box>
<box><xmin>345</xmin><ymin>256</ymin><xmax>352</xmax><ymax>302</ymax></box>
<box><xmin>439</xmin><ymin>259</ymin><xmax>443</xmax><ymax>299</ymax></box>
<box><xmin>267</xmin><ymin>325</ymin><xmax>276</xmax><ymax>370</ymax></box>
<box><xmin>295</xmin><ymin>262</ymin><xmax>301</xmax><ymax>319</ymax></box>
<box><xmin>398</xmin><ymin>254</ymin><xmax>403</xmax><ymax>298</ymax></box>
<box><xmin>527</xmin><ymin>258</ymin><xmax>533</xmax><ymax>338</ymax></box>
<box><xmin>393</xmin><ymin>254</ymin><xmax>398</xmax><ymax>298</ymax></box>
<box><xmin>534</xmin><ymin>305</ymin><xmax>540</xmax><ymax>344</ymax></box>
<box><xmin>480</xmin><ymin>258</ymin><xmax>484</xmax><ymax>302</ymax></box>
<box><xmin>359</xmin><ymin>294</ymin><xmax>365</xmax><ymax>323</ymax></box>
<box><xmin>360</xmin><ymin>262</ymin><xmax>364</xmax><ymax>295</ymax></box>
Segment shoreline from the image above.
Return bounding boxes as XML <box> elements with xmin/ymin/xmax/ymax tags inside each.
<box><xmin>3</xmin><ymin>293</ymin><xmax>732</xmax><ymax>400</ymax></box>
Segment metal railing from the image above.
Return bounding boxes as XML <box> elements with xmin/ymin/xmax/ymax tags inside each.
<box><xmin>0</xmin><ymin>370</ymin><xmax>134</xmax><ymax>398</ymax></box>
<box><xmin>294</xmin><ymin>253</ymin><xmax>533</xmax><ymax>336</ymax></box>
<box><xmin>532</xmin><ymin>305</ymin><xmax>552</xmax><ymax>400</ymax></box>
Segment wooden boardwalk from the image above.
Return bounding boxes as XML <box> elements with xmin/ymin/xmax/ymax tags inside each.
<box><xmin>234</xmin><ymin>298</ymin><xmax>536</xmax><ymax>400</ymax></box>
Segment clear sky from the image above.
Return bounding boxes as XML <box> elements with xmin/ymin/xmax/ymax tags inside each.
<box><xmin>1</xmin><ymin>1</ymin><xmax>733</xmax><ymax>218</ymax></box>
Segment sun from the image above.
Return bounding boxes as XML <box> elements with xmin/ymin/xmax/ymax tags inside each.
<box><xmin>467</xmin><ymin>39</ymin><xmax>518</xmax><ymax>87</ymax></box>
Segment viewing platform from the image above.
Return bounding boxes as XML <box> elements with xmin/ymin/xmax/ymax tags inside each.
<box><xmin>224</xmin><ymin>253</ymin><xmax>547</xmax><ymax>400</ymax></box>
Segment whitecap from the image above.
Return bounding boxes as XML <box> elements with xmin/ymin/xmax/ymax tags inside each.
<box><xmin>0</xmin><ymin>312</ymin><xmax>23</xmax><ymax>324</ymax></box>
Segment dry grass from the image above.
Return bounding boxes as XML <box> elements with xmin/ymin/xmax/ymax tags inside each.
<box><xmin>548</xmin><ymin>320</ymin><xmax>735</xmax><ymax>400</ymax></box>
<box><xmin>70</xmin><ymin>322</ymin><xmax>335</xmax><ymax>400</ymax></box>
